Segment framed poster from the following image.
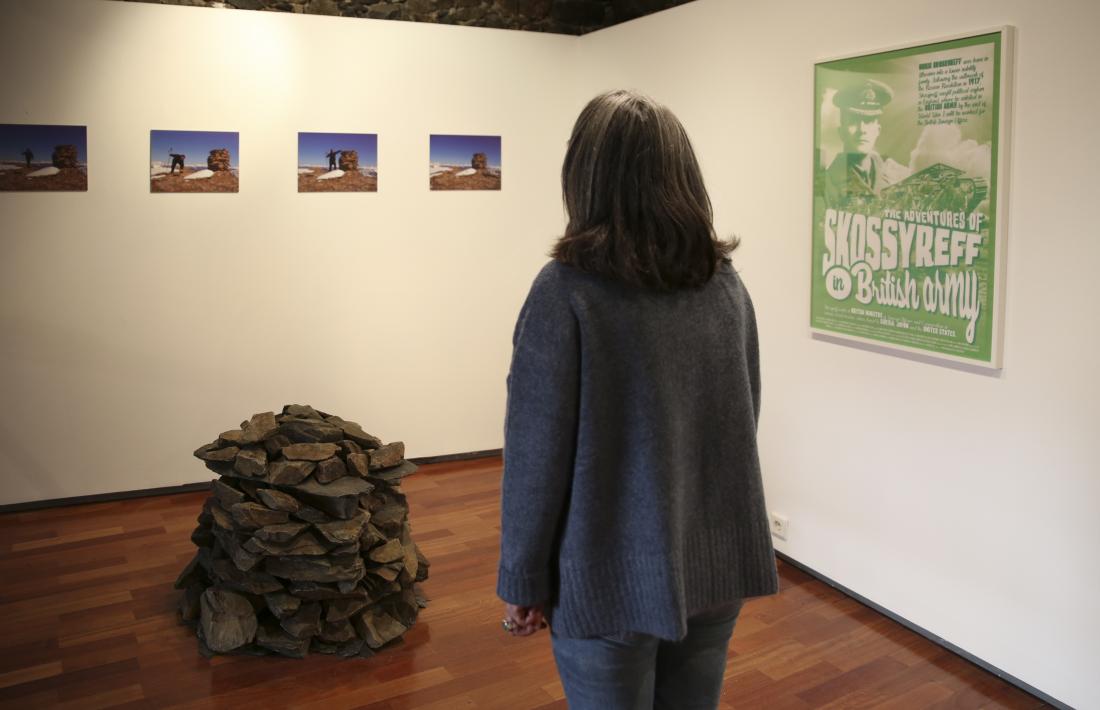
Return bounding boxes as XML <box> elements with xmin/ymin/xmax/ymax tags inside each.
<box><xmin>150</xmin><ymin>130</ymin><xmax>239</xmax><ymax>193</ymax></box>
<box><xmin>429</xmin><ymin>134</ymin><xmax>501</xmax><ymax>190</ymax></box>
<box><xmin>0</xmin><ymin>124</ymin><xmax>87</xmax><ymax>192</ymax></box>
<box><xmin>811</xmin><ymin>28</ymin><xmax>1014</xmax><ymax>368</ymax></box>
<box><xmin>297</xmin><ymin>132</ymin><xmax>378</xmax><ymax>192</ymax></box>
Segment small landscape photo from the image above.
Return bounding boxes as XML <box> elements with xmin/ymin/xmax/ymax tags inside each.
<box><xmin>429</xmin><ymin>134</ymin><xmax>501</xmax><ymax>191</ymax></box>
<box><xmin>0</xmin><ymin>124</ymin><xmax>88</xmax><ymax>192</ymax></box>
<box><xmin>151</xmin><ymin>130</ymin><xmax>239</xmax><ymax>193</ymax></box>
<box><xmin>298</xmin><ymin>132</ymin><xmax>378</xmax><ymax>192</ymax></box>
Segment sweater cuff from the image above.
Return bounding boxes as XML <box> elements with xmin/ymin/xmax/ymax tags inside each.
<box><xmin>496</xmin><ymin>565</ymin><xmax>550</xmax><ymax>606</ymax></box>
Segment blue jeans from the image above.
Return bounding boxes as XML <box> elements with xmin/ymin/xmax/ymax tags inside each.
<box><xmin>550</xmin><ymin>604</ymin><xmax>742</xmax><ymax>710</ymax></box>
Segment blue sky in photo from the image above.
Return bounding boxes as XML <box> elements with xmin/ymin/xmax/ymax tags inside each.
<box><xmin>298</xmin><ymin>132</ymin><xmax>378</xmax><ymax>167</ymax></box>
<box><xmin>150</xmin><ymin>130</ymin><xmax>239</xmax><ymax>168</ymax></box>
<box><xmin>430</xmin><ymin>134</ymin><xmax>501</xmax><ymax>168</ymax></box>
<box><xmin>0</xmin><ymin>124</ymin><xmax>87</xmax><ymax>163</ymax></box>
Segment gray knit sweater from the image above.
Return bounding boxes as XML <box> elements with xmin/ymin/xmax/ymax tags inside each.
<box><xmin>497</xmin><ymin>259</ymin><xmax>778</xmax><ymax>641</ymax></box>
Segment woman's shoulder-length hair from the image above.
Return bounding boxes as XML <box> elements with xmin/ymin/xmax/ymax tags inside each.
<box><xmin>551</xmin><ymin>90</ymin><xmax>737</xmax><ymax>291</ymax></box>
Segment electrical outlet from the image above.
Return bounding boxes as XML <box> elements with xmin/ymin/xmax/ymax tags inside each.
<box><xmin>769</xmin><ymin>512</ymin><xmax>789</xmax><ymax>540</ymax></box>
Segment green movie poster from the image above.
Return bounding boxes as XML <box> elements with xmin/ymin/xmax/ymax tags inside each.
<box><xmin>811</xmin><ymin>30</ymin><xmax>1011</xmax><ymax>367</ymax></box>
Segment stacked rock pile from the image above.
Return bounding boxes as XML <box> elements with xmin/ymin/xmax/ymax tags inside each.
<box><xmin>51</xmin><ymin>144</ymin><xmax>78</xmax><ymax>168</ymax></box>
<box><xmin>471</xmin><ymin>152</ymin><xmax>488</xmax><ymax>170</ymax></box>
<box><xmin>176</xmin><ymin>404</ymin><xmax>429</xmax><ymax>658</ymax></box>
<box><xmin>338</xmin><ymin>150</ymin><xmax>359</xmax><ymax>171</ymax></box>
<box><xmin>207</xmin><ymin>148</ymin><xmax>232</xmax><ymax>171</ymax></box>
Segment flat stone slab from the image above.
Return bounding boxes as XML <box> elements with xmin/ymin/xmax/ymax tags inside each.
<box><xmin>281</xmin><ymin>602</ymin><xmax>323</xmax><ymax>639</ymax></box>
<box><xmin>230</xmin><ymin>502</ymin><xmax>290</xmax><ymax>529</ymax></box>
<box><xmin>253</xmin><ymin>522</ymin><xmax>309</xmax><ymax>544</ymax></box>
<box><xmin>368</xmin><ymin>442</ymin><xmax>404</xmax><ymax>470</ymax></box>
<box><xmin>388</xmin><ymin>586</ymin><xmax>421</xmax><ymax>628</ymax></box>
<box><xmin>289</xmin><ymin>475</ymin><xmax>373</xmax><ymax>498</ymax></box>
<box><xmin>257</xmin><ymin>488</ymin><xmax>301</xmax><ymax>513</ymax></box>
<box><xmin>200</xmin><ymin>588</ymin><xmax>257</xmax><ymax>653</ymax></box>
<box><xmin>212</xmin><ymin>559</ymin><xmax>284</xmax><ymax>595</ymax></box>
<box><xmin>366</xmin><ymin>564</ymin><xmax>400</xmax><ymax>582</ymax></box>
<box><xmin>282</xmin><ymin>443</ymin><xmax>340</xmax><ymax>461</ymax></box>
<box><xmin>211</xmin><ymin>528</ymin><xmax>262</xmax><ymax>572</ymax></box>
<box><xmin>286</xmin><ymin>580</ymin><xmax>356</xmax><ymax>601</ymax></box>
<box><xmin>368</xmin><ymin>539</ymin><xmax>404</xmax><ymax>564</ymax></box>
<box><xmin>283</xmin><ymin>404</ymin><xmax>323</xmax><ymax>419</ymax></box>
<box><xmin>266</xmin><ymin>554</ymin><xmax>365</xmax><ymax>584</ymax></box>
<box><xmin>371</xmin><ymin>504</ymin><xmax>406</xmax><ymax>534</ymax></box>
<box><xmin>325</xmin><ymin>417</ymin><xmax>382</xmax><ymax>449</ymax></box>
<box><xmin>194</xmin><ymin>443</ymin><xmax>239</xmax><ymax>463</ymax></box>
<box><xmin>325</xmin><ymin>597</ymin><xmax>369</xmax><ymax>622</ymax></box>
<box><xmin>256</xmin><ymin>622</ymin><xmax>310</xmax><ymax>658</ymax></box>
<box><xmin>212</xmin><ymin>480</ymin><xmax>245</xmax><ymax>508</ymax></box>
<box><xmin>209</xmin><ymin>501</ymin><xmax>235</xmax><ymax>531</ymax></box>
<box><xmin>280</xmin><ymin>419</ymin><xmax>343</xmax><ymax>444</ymax></box>
<box><xmin>219</xmin><ymin>429</ymin><xmax>245</xmax><ymax>445</ymax></box>
<box><xmin>346</xmin><ymin>453</ymin><xmax>370</xmax><ymax>478</ymax></box>
<box><xmin>402</xmin><ymin>528</ymin><xmax>419</xmax><ymax>580</ymax></box>
<box><xmin>265</xmin><ymin>434</ymin><xmax>291</xmax><ymax>457</ymax></box>
<box><xmin>240</xmin><ymin>412</ymin><xmax>278</xmax><ymax>444</ymax></box>
<box><xmin>245</xmin><ymin>530</ymin><xmax>329</xmax><ymax>557</ymax></box>
<box><xmin>320</xmin><ymin>619</ymin><xmax>357</xmax><ymax>644</ymax></box>
<box><xmin>359</xmin><ymin>523</ymin><xmax>387</xmax><ymax>550</ymax></box>
<box><xmin>314</xmin><ymin>513</ymin><xmax>368</xmax><ymax>545</ymax></box>
<box><xmin>234</xmin><ymin>447</ymin><xmax>268</xmax><ymax>477</ymax></box>
<box><xmin>268</xmin><ymin>460</ymin><xmax>315</xmax><ymax>486</ymax></box>
<box><xmin>371</xmin><ymin>460</ymin><xmax>418</xmax><ymax>483</ymax></box>
<box><xmin>292</xmin><ymin>504</ymin><xmax>332</xmax><ymax>524</ymax></box>
<box><xmin>264</xmin><ymin>591</ymin><xmax>302</xmax><ymax>619</ymax></box>
<box><xmin>315</xmin><ymin>457</ymin><xmax>348</xmax><ymax>484</ymax></box>
<box><xmin>354</xmin><ymin>610</ymin><xmax>407</xmax><ymax>649</ymax></box>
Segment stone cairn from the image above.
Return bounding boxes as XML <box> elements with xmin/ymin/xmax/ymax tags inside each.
<box><xmin>176</xmin><ymin>404</ymin><xmax>429</xmax><ymax>658</ymax></box>
<box><xmin>207</xmin><ymin>148</ymin><xmax>232</xmax><ymax>171</ymax></box>
<box><xmin>51</xmin><ymin>144</ymin><xmax>78</xmax><ymax>168</ymax></box>
<box><xmin>471</xmin><ymin>152</ymin><xmax>488</xmax><ymax>170</ymax></box>
<box><xmin>338</xmin><ymin>150</ymin><xmax>359</xmax><ymax>171</ymax></box>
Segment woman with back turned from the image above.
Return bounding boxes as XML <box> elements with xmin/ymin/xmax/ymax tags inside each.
<box><xmin>497</xmin><ymin>90</ymin><xmax>779</xmax><ymax>709</ymax></box>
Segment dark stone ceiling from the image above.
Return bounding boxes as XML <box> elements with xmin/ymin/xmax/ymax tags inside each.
<box><xmin>117</xmin><ymin>0</ymin><xmax>696</xmax><ymax>35</ymax></box>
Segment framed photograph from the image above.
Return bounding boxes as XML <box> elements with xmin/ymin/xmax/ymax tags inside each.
<box><xmin>0</xmin><ymin>124</ymin><xmax>87</xmax><ymax>192</ymax></box>
<box><xmin>150</xmin><ymin>130</ymin><xmax>239</xmax><ymax>193</ymax></box>
<box><xmin>298</xmin><ymin>132</ymin><xmax>378</xmax><ymax>192</ymax></box>
<box><xmin>811</xmin><ymin>28</ymin><xmax>1014</xmax><ymax>368</ymax></box>
<box><xmin>429</xmin><ymin>134</ymin><xmax>501</xmax><ymax>191</ymax></box>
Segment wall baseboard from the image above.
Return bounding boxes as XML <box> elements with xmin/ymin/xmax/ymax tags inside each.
<box><xmin>774</xmin><ymin>551</ymin><xmax>1068</xmax><ymax>710</ymax></box>
<box><xmin>410</xmin><ymin>448</ymin><xmax>501</xmax><ymax>465</ymax></box>
<box><xmin>0</xmin><ymin>449</ymin><xmax>503</xmax><ymax>514</ymax></box>
<box><xmin>0</xmin><ymin>481</ymin><xmax>215</xmax><ymax>514</ymax></box>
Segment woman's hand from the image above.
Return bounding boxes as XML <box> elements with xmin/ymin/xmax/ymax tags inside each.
<box><xmin>503</xmin><ymin>603</ymin><xmax>547</xmax><ymax>636</ymax></box>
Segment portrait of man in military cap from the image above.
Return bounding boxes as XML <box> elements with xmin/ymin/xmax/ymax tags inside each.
<box><xmin>824</xmin><ymin>78</ymin><xmax>911</xmax><ymax>207</ymax></box>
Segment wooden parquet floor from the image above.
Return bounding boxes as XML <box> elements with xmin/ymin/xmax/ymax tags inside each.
<box><xmin>0</xmin><ymin>457</ymin><xmax>1050</xmax><ymax>709</ymax></box>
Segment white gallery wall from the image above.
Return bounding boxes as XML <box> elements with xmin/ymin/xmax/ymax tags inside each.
<box><xmin>578</xmin><ymin>0</ymin><xmax>1099</xmax><ymax>707</ymax></box>
<box><xmin>0</xmin><ymin>0</ymin><xmax>583</xmax><ymax>501</ymax></box>
<box><xmin>1</xmin><ymin>0</ymin><xmax>1097</xmax><ymax>706</ymax></box>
